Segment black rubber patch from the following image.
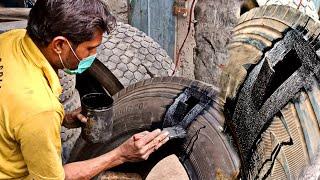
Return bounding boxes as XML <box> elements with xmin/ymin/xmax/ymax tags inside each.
<box><xmin>231</xmin><ymin>30</ymin><xmax>320</xmax><ymax>172</ymax></box>
<box><xmin>162</xmin><ymin>86</ymin><xmax>213</xmax><ymax>129</ymax></box>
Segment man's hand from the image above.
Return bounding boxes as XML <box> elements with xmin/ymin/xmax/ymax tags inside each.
<box><xmin>64</xmin><ymin>129</ymin><xmax>170</xmax><ymax>179</ymax></box>
<box><xmin>62</xmin><ymin>107</ymin><xmax>87</xmax><ymax>128</ymax></box>
<box><xmin>116</xmin><ymin>129</ymin><xmax>170</xmax><ymax>162</ymax></box>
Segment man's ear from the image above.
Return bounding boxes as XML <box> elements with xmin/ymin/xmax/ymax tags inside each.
<box><xmin>51</xmin><ymin>36</ymin><xmax>68</xmax><ymax>55</ymax></box>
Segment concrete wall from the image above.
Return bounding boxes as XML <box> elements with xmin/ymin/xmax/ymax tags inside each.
<box><xmin>105</xmin><ymin>0</ymin><xmax>241</xmax><ymax>87</ymax></box>
<box><xmin>175</xmin><ymin>0</ymin><xmax>241</xmax><ymax>86</ymax></box>
<box><xmin>175</xmin><ymin>0</ymin><xmax>197</xmax><ymax>79</ymax></box>
<box><xmin>105</xmin><ymin>0</ymin><xmax>129</xmax><ymax>23</ymax></box>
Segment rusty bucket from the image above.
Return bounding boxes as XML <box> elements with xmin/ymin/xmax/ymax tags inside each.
<box><xmin>81</xmin><ymin>93</ymin><xmax>114</xmax><ymax>143</ymax></box>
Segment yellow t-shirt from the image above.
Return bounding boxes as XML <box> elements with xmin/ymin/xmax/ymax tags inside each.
<box><xmin>0</xmin><ymin>29</ymin><xmax>65</xmax><ymax>179</ymax></box>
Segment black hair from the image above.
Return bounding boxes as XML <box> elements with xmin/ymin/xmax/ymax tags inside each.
<box><xmin>26</xmin><ymin>0</ymin><xmax>116</xmax><ymax>47</ymax></box>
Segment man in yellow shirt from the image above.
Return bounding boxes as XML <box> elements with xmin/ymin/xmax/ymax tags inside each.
<box><xmin>0</xmin><ymin>0</ymin><xmax>169</xmax><ymax>179</ymax></box>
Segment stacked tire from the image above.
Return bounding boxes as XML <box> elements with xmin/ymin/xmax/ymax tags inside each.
<box><xmin>221</xmin><ymin>5</ymin><xmax>320</xmax><ymax>179</ymax></box>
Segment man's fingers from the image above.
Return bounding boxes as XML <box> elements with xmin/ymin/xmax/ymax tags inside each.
<box><xmin>141</xmin><ymin>136</ymin><xmax>169</xmax><ymax>160</ymax></box>
<box><xmin>133</xmin><ymin>131</ymin><xmax>149</xmax><ymax>141</ymax></box>
<box><xmin>146</xmin><ymin>131</ymin><xmax>169</xmax><ymax>150</ymax></box>
<box><xmin>141</xmin><ymin>147</ymin><xmax>155</xmax><ymax>160</ymax></box>
<box><xmin>136</xmin><ymin>129</ymin><xmax>162</xmax><ymax>146</ymax></box>
<box><xmin>76</xmin><ymin>114</ymin><xmax>87</xmax><ymax>123</ymax></box>
<box><xmin>155</xmin><ymin>137</ymin><xmax>169</xmax><ymax>150</ymax></box>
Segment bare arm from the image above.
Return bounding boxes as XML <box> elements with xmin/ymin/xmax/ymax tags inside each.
<box><xmin>63</xmin><ymin>147</ymin><xmax>124</xmax><ymax>180</ymax></box>
<box><xmin>64</xmin><ymin>129</ymin><xmax>169</xmax><ymax>180</ymax></box>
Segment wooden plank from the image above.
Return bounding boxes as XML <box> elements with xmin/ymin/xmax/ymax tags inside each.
<box><xmin>149</xmin><ymin>0</ymin><xmax>175</xmax><ymax>58</ymax></box>
<box><xmin>130</xmin><ymin>0</ymin><xmax>175</xmax><ymax>59</ymax></box>
<box><xmin>130</xmin><ymin>0</ymin><xmax>148</xmax><ymax>35</ymax></box>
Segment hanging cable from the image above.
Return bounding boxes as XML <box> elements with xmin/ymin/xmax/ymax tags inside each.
<box><xmin>172</xmin><ymin>0</ymin><xmax>197</xmax><ymax>75</ymax></box>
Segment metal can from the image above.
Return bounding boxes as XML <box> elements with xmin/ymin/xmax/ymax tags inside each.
<box><xmin>81</xmin><ymin>93</ymin><xmax>113</xmax><ymax>143</ymax></box>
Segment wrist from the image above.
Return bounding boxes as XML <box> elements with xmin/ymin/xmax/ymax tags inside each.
<box><xmin>113</xmin><ymin>147</ymin><xmax>127</xmax><ymax>164</ymax></box>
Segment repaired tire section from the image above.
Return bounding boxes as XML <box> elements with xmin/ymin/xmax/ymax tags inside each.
<box><xmin>70</xmin><ymin>77</ymin><xmax>240</xmax><ymax>179</ymax></box>
<box><xmin>221</xmin><ymin>5</ymin><xmax>320</xmax><ymax>100</ymax></box>
<box><xmin>221</xmin><ymin>5</ymin><xmax>320</xmax><ymax>179</ymax></box>
<box><xmin>97</xmin><ymin>22</ymin><xmax>175</xmax><ymax>87</ymax></box>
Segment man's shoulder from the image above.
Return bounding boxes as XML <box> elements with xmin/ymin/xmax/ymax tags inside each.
<box><xmin>0</xmin><ymin>29</ymin><xmax>26</xmax><ymax>56</ymax></box>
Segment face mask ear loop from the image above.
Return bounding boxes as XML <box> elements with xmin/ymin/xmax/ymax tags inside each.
<box><xmin>66</xmin><ymin>40</ymin><xmax>81</xmax><ymax>62</ymax></box>
<box><xmin>58</xmin><ymin>52</ymin><xmax>67</xmax><ymax>69</ymax></box>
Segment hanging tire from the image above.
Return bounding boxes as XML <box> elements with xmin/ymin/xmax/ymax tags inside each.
<box><xmin>221</xmin><ymin>5</ymin><xmax>320</xmax><ymax>179</ymax></box>
<box><xmin>70</xmin><ymin>77</ymin><xmax>240</xmax><ymax>179</ymax></box>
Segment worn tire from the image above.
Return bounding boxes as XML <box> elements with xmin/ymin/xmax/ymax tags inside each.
<box><xmin>57</xmin><ymin>70</ymin><xmax>76</xmax><ymax>103</ymax></box>
<box><xmin>61</xmin><ymin>89</ymin><xmax>81</xmax><ymax>163</ymax></box>
<box><xmin>70</xmin><ymin>77</ymin><xmax>240</xmax><ymax>179</ymax></box>
<box><xmin>97</xmin><ymin>22</ymin><xmax>175</xmax><ymax>87</ymax></box>
<box><xmin>221</xmin><ymin>5</ymin><xmax>320</xmax><ymax>100</ymax></box>
<box><xmin>221</xmin><ymin>5</ymin><xmax>320</xmax><ymax>179</ymax></box>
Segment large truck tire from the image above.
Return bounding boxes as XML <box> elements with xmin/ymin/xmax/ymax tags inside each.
<box><xmin>69</xmin><ymin>77</ymin><xmax>240</xmax><ymax>179</ymax></box>
<box><xmin>97</xmin><ymin>22</ymin><xmax>175</xmax><ymax>87</ymax></box>
<box><xmin>221</xmin><ymin>5</ymin><xmax>320</xmax><ymax>179</ymax></box>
